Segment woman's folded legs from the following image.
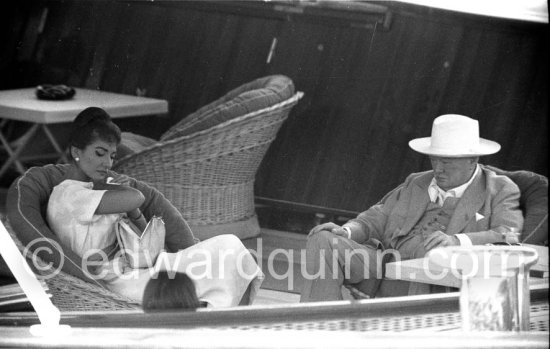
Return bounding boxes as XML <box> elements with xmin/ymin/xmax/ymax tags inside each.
<box><xmin>155</xmin><ymin>234</ymin><xmax>264</xmax><ymax>307</ymax></box>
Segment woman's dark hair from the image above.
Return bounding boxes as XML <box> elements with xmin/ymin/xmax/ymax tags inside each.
<box><xmin>69</xmin><ymin>107</ymin><xmax>121</xmax><ymax>159</ymax></box>
<box><xmin>142</xmin><ymin>272</ymin><xmax>201</xmax><ymax>312</ymax></box>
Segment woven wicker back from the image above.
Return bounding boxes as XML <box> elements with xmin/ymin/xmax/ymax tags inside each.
<box><xmin>161</xmin><ymin>75</ymin><xmax>296</xmax><ymax>141</ymax></box>
<box><xmin>113</xmin><ymin>93</ymin><xmax>303</xmax><ymax>236</ymax></box>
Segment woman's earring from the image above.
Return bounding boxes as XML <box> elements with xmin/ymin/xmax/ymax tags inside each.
<box><xmin>75</xmin><ymin>157</ymin><xmax>80</xmax><ymax>162</ymax></box>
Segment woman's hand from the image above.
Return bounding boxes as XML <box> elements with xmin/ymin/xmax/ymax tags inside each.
<box><xmin>128</xmin><ymin>208</ymin><xmax>147</xmax><ymax>232</ymax></box>
<box><xmin>93</xmin><ymin>174</ymin><xmax>132</xmax><ymax>191</ymax></box>
<box><xmin>106</xmin><ymin>174</ymin><xmax>131</xmax><ymax>187</ymax></box>
<box><xmin>94</xmin><ymin>175</ymin><xmax>145</xmax><ymax>215</ymax></box>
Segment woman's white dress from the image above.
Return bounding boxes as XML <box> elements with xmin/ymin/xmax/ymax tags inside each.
<box><xmin>46</xmin><ymin>179</ymin><xmax>263</xmax><ymax>307</ymax></box>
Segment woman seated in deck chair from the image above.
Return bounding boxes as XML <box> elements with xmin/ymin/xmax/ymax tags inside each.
<box><xmin>10</xmin><ymin>107</ymin><xmax>263</xmax><ymax>308</ymax></box>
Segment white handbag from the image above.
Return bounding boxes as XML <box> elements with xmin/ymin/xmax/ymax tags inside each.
<box><xmin>115</xmin><ymin>215</ymin><xmax>165</xmax><ymax>269</ymax></box>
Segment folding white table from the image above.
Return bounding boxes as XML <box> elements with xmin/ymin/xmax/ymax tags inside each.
<box><xmin>0</xmin><ymin>88</ymin><xmax>168</xmax><ymax>180</ymax></box>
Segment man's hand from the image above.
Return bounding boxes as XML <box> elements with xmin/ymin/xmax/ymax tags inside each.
<box><xmin>308</xmin><ymin>222</ymin><xmax>350</xmax><ymax>239</ymax></box>
<box><xmin>308</xmin><ymin>222</ymin><xmax>339</xmax><ymax>237</ymax></box>
<box><xmin>423</xmin><ymin>230</ymin><xmax>459</xmax><ymax>251</ymax></box>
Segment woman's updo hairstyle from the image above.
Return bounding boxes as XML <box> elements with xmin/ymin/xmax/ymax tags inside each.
<box><xmin>69</xmin><ymin>107</ymin><xmax>121</xmax><ymax>159</ymax></box>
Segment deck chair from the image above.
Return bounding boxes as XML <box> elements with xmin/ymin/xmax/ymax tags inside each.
<box><xmin>3</xmin><ymin>164</ymin><xmax>199</xmax><ymax>311</ymax></box>
<box><xmin>113</xmin><ymin>75</ymin><xmax>303</xmax><ymax>240</ymax></box>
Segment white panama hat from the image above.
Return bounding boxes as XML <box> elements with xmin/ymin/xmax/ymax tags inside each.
<box><xmin>409</xmin><ymin>114</ymin><xmax>500</xmax><ymax>157</ymax></box>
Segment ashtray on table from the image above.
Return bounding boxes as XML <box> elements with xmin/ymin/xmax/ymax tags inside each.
<box><xmin>35</xmin><ymin>84</ymin><xmax>76</xmax><ymax>100</ymax></box>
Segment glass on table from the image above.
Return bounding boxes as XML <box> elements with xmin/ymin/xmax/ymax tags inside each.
<box><xmin>503</xmin><ymin>226</ymin><xmax>522</xmax><ymax>244</ymax></box>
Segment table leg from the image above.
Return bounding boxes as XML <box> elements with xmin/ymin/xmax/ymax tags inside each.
<box><xmin>0</xmin><ymin>132</ymin><xmax>23</xmax><ymax>172</ymax></box>
<box><xmin>0</xmin><ymin>124</ymin><xmax>40</xmax><ymax>179</ymax></box>
<box><xmin>0</xmin><ymin>141</ymin><xmax>27</xmax><ymax>174</ymax></box>
<box><xmin>42</xmin><ymin>125</ymin><xmax>69</xmax><ymax>163</ymax></box>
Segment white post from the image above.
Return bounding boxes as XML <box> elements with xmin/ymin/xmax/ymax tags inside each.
<box><xmin>0</xmin><ymin>220</ymin><xmax>70</xmax><ymax>335</ymax></box>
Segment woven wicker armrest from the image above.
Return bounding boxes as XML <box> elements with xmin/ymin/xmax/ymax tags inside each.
<box><xmin>1</xmin><ymin>217</ymin><xmax>140</xmax><ymax>312</ymax></box>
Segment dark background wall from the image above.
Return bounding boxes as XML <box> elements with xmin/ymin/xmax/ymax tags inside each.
<box><xmin>0</xmin><ymin>1</ymin><xmax>547</xmax><ymax>213</ymax></box>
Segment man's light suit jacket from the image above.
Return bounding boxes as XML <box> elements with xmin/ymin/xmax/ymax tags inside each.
<box><xmin>347</xmin><ymin>165</ymin><xmax>524</xmax><ymax>251</ymax></box>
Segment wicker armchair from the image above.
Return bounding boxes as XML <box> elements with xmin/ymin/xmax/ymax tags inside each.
<box><xmin>3</xmin><ymin>162</ymin><xmax>205</xmax><ymax>312</ymax></box>
<box><xmin>113</xmin><ymin>76</ymin><xmax>303</xmax><ymax>240</ymax></box>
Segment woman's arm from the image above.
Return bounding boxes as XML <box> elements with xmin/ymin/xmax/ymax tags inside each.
<box><xmin>93</xmin><ymin>180</ymin><xmax>145</xmax><ymax>215</ymax></box>
<box><xmin>107</xmin><ymin>171</ymin><xmax>198</xmax><ymax>250</ymax></box>
<box><xmin>127</xmin><ymin>207</ymin><xmax>147</xmax><ymax>231</ymax></box>
<box><xmin>128</xmin><ymin>175</ymin><xmax>198</xmax><ymax>250</ymax></box>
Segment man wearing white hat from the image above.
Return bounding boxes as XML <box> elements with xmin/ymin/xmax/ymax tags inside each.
<box><xmin>301</xmin><ymin>114</ymin><xmax>523</xmax><ymax>301</ymax></box>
